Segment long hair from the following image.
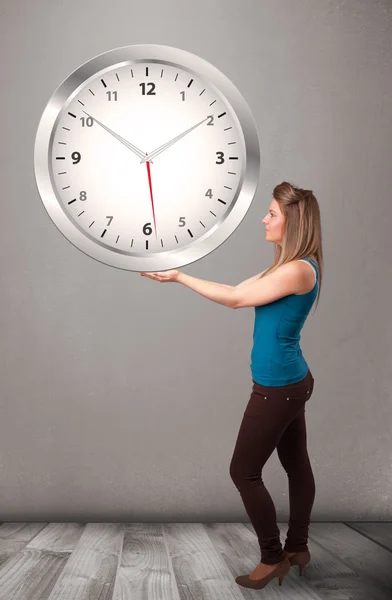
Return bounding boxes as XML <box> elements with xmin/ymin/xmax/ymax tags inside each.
<box><xmin>260</xmin><ymin>181</ymin><xmax>323</xmax><ymax>313</ymax></box>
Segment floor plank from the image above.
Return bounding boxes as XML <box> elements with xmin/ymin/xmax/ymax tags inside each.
<box><xmin>113</xmin><ymin>523</ymin><xmax>181</xmax><ymax>600</ymax></box>
<box><xmin>45</xmin><ymin>523</ymin><xmax>123</xmax><ymax>600</ymax></box>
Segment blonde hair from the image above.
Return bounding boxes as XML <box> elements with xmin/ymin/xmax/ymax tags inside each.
<box><xmin>260</xmin><ymin>181</ymin><xmax>323</xmax><ymax>313</ymax></box>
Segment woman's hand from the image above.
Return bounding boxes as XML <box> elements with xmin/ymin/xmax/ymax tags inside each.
<box><xmin>139</xmin><ymin>270</ymin><xmax>181</xmax><ymax>283</ymax></box>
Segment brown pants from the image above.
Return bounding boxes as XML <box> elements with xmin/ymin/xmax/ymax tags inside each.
<box><xmin>229</xmin><ymin>369</ymin><xmax>315</xmax><ymax>564</ymax></box>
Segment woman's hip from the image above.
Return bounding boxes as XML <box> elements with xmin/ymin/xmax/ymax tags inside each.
<box><xmin>245</xmin><ymin>369</ymin><xmax>314</xmax><ymax>417</ymax></box>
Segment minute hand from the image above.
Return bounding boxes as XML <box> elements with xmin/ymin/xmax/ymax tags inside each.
<box><xmin>82</xmin><ymin>110</ymin><xmax>153</xmax><ymax>163</ymax></box>
<box><xmin>140</xmin><ymin>116</ymin><xmax>211</xmax><ymax>163</ymax></box>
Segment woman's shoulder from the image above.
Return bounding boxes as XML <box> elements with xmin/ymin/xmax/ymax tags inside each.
<box><xmin>292</xmin><ymin>258</ymin><xmax>318</xmax><ymax>291</ymax></box>
<box><xmin>295</xmin><ymin>255</ymin><xmax>318</xmax><ymax>268</ymax></box>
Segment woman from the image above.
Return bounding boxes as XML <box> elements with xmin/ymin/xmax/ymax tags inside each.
<box><xmin>139</xmin><ymin>181</ymin><xmax>323</xmax><ymax>590</ymax></box>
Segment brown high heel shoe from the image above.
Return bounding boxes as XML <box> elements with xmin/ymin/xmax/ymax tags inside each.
<box><xmin>282</xmin><ymin>549</ymin><xmax>311</xmax><ymax>576</ymax></box>
<box><xmin>235</xmin><ymin>556</ymin><xmax>291</xmax><ymax>589</ymax></box>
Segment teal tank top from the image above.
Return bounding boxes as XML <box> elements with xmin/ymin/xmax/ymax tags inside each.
<box><xmin>250</xmin><ymin>257</ymin><xmax>319</xmax><ymax>386</ymax></box>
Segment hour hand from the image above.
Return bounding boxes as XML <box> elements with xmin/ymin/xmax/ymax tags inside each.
<box><xmin>140</xmin><ymin>115</ymin><xmax>211</xmax><ymax>163</ymax></box>
<box><xmin>82</xmin><ymin>111</ymin><xmax>153</xmax><ymax>163</ymax></box>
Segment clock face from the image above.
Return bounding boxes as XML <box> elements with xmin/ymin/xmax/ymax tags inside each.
<box><xmin>34</xmin><ymin>44</ymin><xmax>260</xmax><ymax>271</ymax></box>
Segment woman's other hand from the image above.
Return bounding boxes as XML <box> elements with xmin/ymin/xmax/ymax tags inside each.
<box><xmin>139</xmin><ymin>270</ymin><xmax>181</xmax><ymax>283</ymax></box>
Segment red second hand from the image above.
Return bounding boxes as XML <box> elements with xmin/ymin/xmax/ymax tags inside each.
<box><xmin>145</xmin><ymin>153</ymin><xmax>157</xmax><ymax>239</ymax></box>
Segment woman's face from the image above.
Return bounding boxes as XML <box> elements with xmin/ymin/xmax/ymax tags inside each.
<box><xmin>262</xmin><ymin>199</ymin><xmax>286</xmax><ymax>245</ymax></box>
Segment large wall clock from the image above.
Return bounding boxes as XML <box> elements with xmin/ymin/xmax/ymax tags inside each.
<box><xmin>34</xmin><ymin>44</ymin><xmax>260</xmax><ymax>271</ymax></box>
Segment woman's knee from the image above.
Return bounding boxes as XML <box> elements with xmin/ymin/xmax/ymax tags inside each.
<box><xmin>229</xmin><ymin>458</ymin><xmax>245</xmax><ymax>485</ymax></box>
<box><xmin>229</xmin><ymin>458</ymin><xmax>238</xmax><ymax>482</ymax></box>
<box><xmin>229</xmin><ymin>460</ymin><xmax>262</xmax><ymax>487</ymax></box>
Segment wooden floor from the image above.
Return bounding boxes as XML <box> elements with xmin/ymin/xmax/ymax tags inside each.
<box><xmin>0</xmin><ymin>521</ymin><xmax>391</xmax><ymax>599</ymax></box>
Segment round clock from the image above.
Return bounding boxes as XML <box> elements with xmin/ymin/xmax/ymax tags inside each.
<box><xmin>34</xmin><ymin>44</ymin><xmax>260</xmax><ymax>271</ymax></box>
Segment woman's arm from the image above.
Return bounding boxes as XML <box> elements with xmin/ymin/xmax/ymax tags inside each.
<box><xmin>235</xmin><ymin>269</ymin><xmax>268</xmax><ymax>289</ymax></box>
<box><xmin>177</xmin><ymin>273</ymin><xmax>235</xmax><ymax>308</ymax></box>
<box><xmin>176</xmin><ymin>269</ymin><xmax>268</xmax><ymax>308</ymax></box>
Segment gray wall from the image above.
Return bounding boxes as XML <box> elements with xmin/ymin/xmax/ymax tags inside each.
<box><xmin>1</xmin><ymin>0</ymin><xmax>391</xmax><ymax>521</ymax></box>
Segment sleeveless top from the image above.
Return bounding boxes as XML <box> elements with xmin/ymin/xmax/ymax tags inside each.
<box><xmin>250</xmin><ymin>257</ymin><xmax>319</xmax><ymax>386</ymax></box>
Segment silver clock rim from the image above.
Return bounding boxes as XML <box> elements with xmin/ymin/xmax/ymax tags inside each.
<box><xmin>34</xmin><ymin>44</ymin><xmax>260</xmax><ymax>271</ymax></box>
